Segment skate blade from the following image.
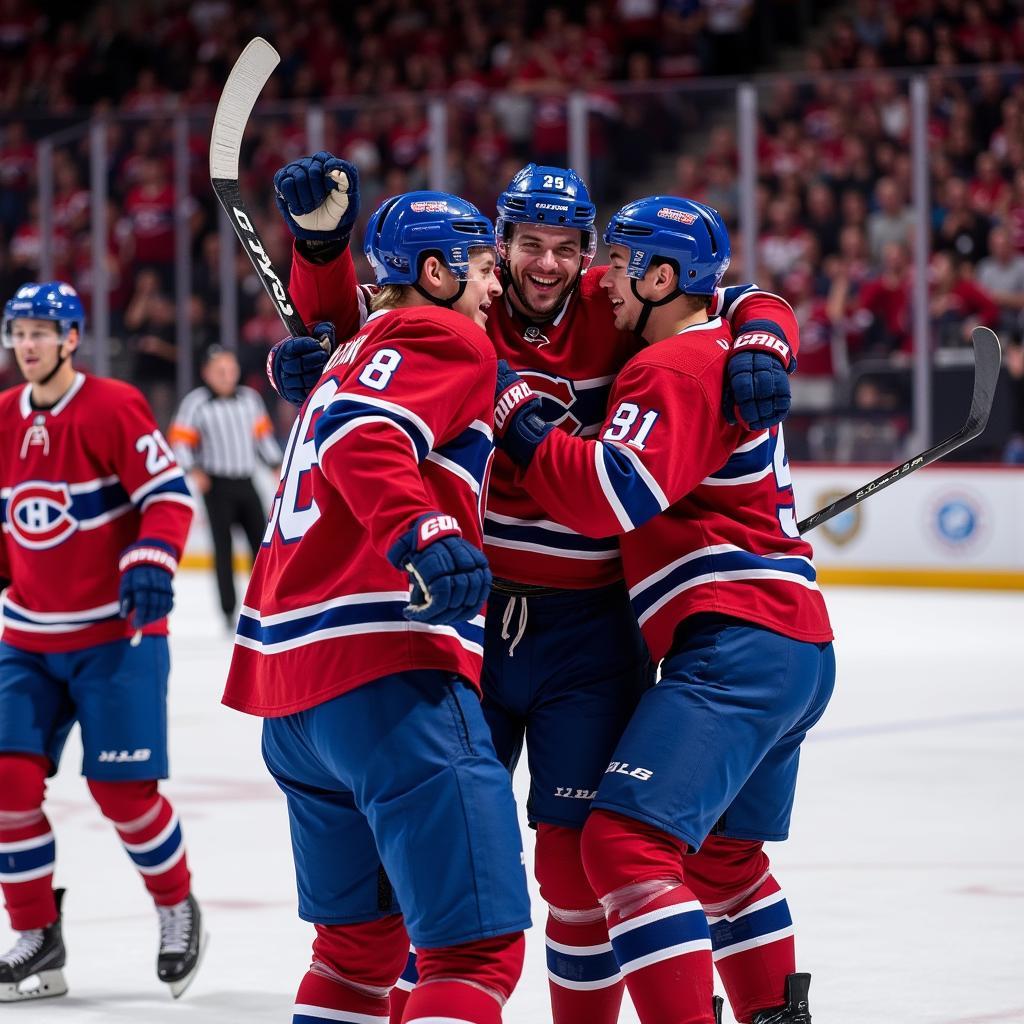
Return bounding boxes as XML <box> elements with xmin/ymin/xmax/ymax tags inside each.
<box><xmin>0</xmin><ymin>968</ymin><xmax>68</xmax><ymax>1002</ymax></box>
<box><xmin>166</xmin><ymin>930</ymin><xmax>209</xmax><ymax>1000</ymax></box>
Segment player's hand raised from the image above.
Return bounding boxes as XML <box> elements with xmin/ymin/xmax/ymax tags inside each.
<box><xmin>388</xmin><ymin>514</ymin><xmax>491</xmax><ymax>626</ymax></box>
<box><xmin>267</xmin><ymin>322</ymin><xmax>335</xmax><ymax>405</ymax></box>
<box><xmin>273</xmin><ymin>152</ymin><xmax>360</xmax><ymax>244</ymax></box>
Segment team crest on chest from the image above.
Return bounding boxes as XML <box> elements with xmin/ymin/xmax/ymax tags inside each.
<box><xmin>5</xmin><ymin>480</ymin><xmax>78</xmax><ymax>549</ymax></box>
<box><xmin>20</xmin><ymin>415</ymin><xmax>50</xmax><ymax>459</ymax></box>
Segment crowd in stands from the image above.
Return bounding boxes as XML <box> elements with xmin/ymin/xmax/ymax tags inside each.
<box><xmin>1</xmin><ymin>0</ymin><xmax>1022</xmax><ymax>458</ymax></box>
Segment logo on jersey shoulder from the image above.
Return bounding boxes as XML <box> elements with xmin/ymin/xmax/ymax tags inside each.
<box><xmin>605</xmin><ymin>761</ymin><xmax>654</xmax><ymax>781</ymax></box>
<box><xmin>5</xmin><ymin>481</ymin><xmax>78</xmax><ymax>550</ymax></box>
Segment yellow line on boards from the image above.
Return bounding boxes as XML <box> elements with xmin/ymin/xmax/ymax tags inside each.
<box><xmin>816</xmin><ymin>567</ymin><xmax>1024</xmax><ymax>590</ymax></box>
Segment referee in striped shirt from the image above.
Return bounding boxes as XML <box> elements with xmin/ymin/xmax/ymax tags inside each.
<box><xmin>169</xmin><ymin>346</ymin><xmax>282</xmax><ymax>629</ymax></box>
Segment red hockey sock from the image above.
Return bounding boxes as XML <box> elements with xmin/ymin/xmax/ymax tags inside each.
<box><xmin>582</xmin><ymin>810</ymin><xmax>715</xmax><ymax>1024</ymax></box>
<box><xmin>297</xmin><ymin>917</ymin><xmax>408</xmax><ymax>1023</ymax></box>
<box><xmin>687</xmin><ymin>837</ymin><xmax>795</xmax><ymax>1022</ymax></box>
<box><xmin>402</xmin><ymin>932</ymin><xmax>525</xmax><ymax>1022</ymax></box>
<box><xmin>536</xmin><ymin>823</ymin><xmax>624</xmax><ymax>1024</ymax></box>
<box><xmin>401</xmin><ymin>980</ymin><xmax>501</xmax><ymax>1024</ymax></box>
<box><xmin>0</xmin><ymin>754</ymin><xmax>56</xmax><ymax>931</ymax></box>
<box><xmin>88</xmin><ymin>779</ymin><xmax>190</xmax><ymax>906</ymax></box>
<box><xmin>389</xmin><ymin>947</ymin><xmax>416</xmax><ymax>1024</ymax></box>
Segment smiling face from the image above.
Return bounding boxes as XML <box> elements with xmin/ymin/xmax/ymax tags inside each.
<box><xmin>600</xmin><ymin>244</ymin><xmax>645</xmax><ymax>332</ymax></box>
<box><xmin>8</xmin><ymin>318</ymin><xmax>76</xmax><ymax>384</ymax></box>
<box><xmin>502</xmin><ymin>224</ymin><xmax>585</xmax><ymax>319</ymax></box>
<box><xmin>451</xmin><ymin>247</ymin><xmax>503</xmax><ymax>329</ymax></box>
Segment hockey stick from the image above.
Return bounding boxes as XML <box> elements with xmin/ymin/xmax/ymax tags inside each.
<box><xmin>210</xmin><ymin>37</ymin><xmax>306</xmax><ymax>338</ymax></box>
<box><xmin>798</xmin><ymin>326</ymin><xmax>1002</xmax><ymax>534</ymax></box>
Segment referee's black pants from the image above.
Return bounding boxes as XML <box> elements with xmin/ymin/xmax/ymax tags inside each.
<box><xmin>203</xmin><ymin>475</ymin><xmax>266</xmax><ymax>622</ymax></box>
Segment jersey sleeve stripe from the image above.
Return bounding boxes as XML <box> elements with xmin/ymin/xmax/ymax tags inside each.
<box><xmin>130</xmin><ymin>467</ymin><xmax>188</xmax><ymax>505</ymax></box>
<box><xmin>317</xmin><ymin>414</ymin><xmax>422</xmax><ymax>464</ymax></box>
<box><xmin>319</xmin><ymin>393</ymin><xmax>434</xmax><ymax>460</ymax></box>
<box><xmin>426</xmin><ymin>424</ymin><xmax>495</xmax><ymax>496</ymax></box>
<box><xmin>596</xmin><ymin>441</ymin><xmax>669</xmax><ymax>532</ymax></box>
<box><xmin>703</xmin><ymin>433</ymin><xmax>773</xmax><ymax>485</ymax></box>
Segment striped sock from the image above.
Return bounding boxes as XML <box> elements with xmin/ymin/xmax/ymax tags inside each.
<box><xmin>113</xmin><ymin>795</ymin><xmax>191</xmax><ymax>906</ymax></box>
<box><xmin>546</xmin><ymin>909</ymin><xmax>624</xmax><ymax>1024</ymax></box>
<box><xmin>707</xmin><ymin>875</ymin><xmax>795</xmax><ymax>1023</ymax></box>
<box><xmin>389</xmin><ymin>946</ymin><xmax>416</xmax><ymax>1023</ymax></box>
<box><xmin>606</xmin><ymin>885</ymin><xmax>715</xmax><ymax>1024</ymax></box>
<box><xmin>294</xmin><ymin>968</ymin><xmax>389</xmax><ymax>1024</ymax></box>
<box><xmin>0</xmin><ymin>808</ymin><xmax>56</xmax><ymax>931</ymax></box>
<box><xmin>402</xmin><ymin>979</ymin><xmax>502</xmax><ymax>1024</ymax></box>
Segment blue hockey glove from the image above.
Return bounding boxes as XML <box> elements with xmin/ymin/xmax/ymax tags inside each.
<box><xmin>267</xmin><ymin>322</ymin><xmax>336</xmax><ymax>405</ymax></box>
<box><xmin>118</xmin><ymin>541</ymin><xmax>178</xmax><ymax>629</ymax></box>
<box><xmin>494</xmin><ymin>360</ymin><xmax>552</xmax><ymax>467</ymax></box>
<box><xmin>274</xmin><ymin>152</ymin><xmax>360</xmax><ymax>244</ymax></box>
<box><xmin>723</xmin><ymin>321</ymin><xmax>796</xmax><ymax>431</ymax></box>
<box><xmin>387</xmin><ymin>514</ymin><xmax>491</xmax><ymax>625</ymax></box>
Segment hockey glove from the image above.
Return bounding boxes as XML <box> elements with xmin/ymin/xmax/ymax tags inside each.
<box><xmin>387</xmin><ymin>514</ymin><xmax>491</xmax><ymax>626</ymax></box>
<box><xmin>118</xmin><ymin>541</ymin><xmax>178</xmax><ymax>629</ymax></box>
<box><xmin>494</xmin><ymin>359</ymin><xmax>553</xmax><ymax>467</ymax></box>
<box><xmin>267</xmin><ymin>322</ymin><xmax>336</xmax><ymax>405</ymax></box>
<box><xmin>722</xmin><ymin>321</ymin><xmax>796</xmax><ymax>431</ymax></box>
<box><xmin>274</xmin><ymin>152</ymin><xmax>360</xmax><ymax>244</ymax></box>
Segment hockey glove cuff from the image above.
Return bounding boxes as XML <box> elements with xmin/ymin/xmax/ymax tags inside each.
<box><xmin>723</xmin><ymin>320</ymin><xmax>796</xmax><ymax>431</ymax></box>
<box><xmin>118</xmin><ymin>540</ymin><xmax>178</xmax><ymax>629</ymax></box>
<box><xmin>267</xmin><ymin>322</ymin><xmax>335</xmax><ymax>405</ymax></box>
<box><xmin>387</xmin><ymin>514</ymin><xmax>491</xmax><ymax>626</ymax></box>
<box><xmin>494</xmin><ymin>360</ymin><xmax>553</xmax><ymax>467</ymax></box>
<box><xmin>274</xmin><ymin>152</ymin><xmax>360</xmax><ymax>244</ymax></box>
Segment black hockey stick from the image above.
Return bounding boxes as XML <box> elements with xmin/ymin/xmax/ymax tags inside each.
<box><xmin>798</xmin><ymin>326</ymin><xmax>1002</xmax><ymax>534</ymax></box>
<box><xmin>210</xmin><ymin>37</ymin><xmax>306</xmax><ymax>338</ymax></box>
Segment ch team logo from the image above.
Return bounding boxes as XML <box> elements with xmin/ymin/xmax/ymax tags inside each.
<box><xmin>516</xmin><ymin>370</ymin><xmax>582</xmax><ymax>434</ymax></box>
<box><xmin>5</xmin><ymin>481</ymin><xmax>78</xmax><ymax>550</ymax></box>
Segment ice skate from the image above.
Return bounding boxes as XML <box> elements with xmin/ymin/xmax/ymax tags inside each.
<box><xmin>156</xmin><ymin>891</ymin><xmax>207</xmax><ymax>998</ymax></box>
<box><xmin>0</xmin><ymin>888</ymin><xmax>67</xmax><ymax>1003</ymax></box>
<box><xmin>751</xmin><ymin>972</ymin><xmax>812</xmax><ymax>1024</ymax></box>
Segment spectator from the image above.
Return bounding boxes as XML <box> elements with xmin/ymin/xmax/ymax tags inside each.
<box><xmin>976</xmin><ymin>224</ymin><xmax>1024</xmax><ymax>337</ymax></box>
<box><xmin>852</xmin><ymin>240</ymin><xmax>913</xmax><ymax>358</ymax></box>
<box><xmin>123</xmin><ymin>268</ymin><xmax>177</xmax><ymax>429</ymax></box>
<box><xmin>867</xmin><ymin>176</ymin><xmax>915</xmax><ymax>260</ymax></box>
<box><xmin>936</xmin><ymin>176</ymin><xmax>991</xmax><ymax>261</ymax></box>
<box><xmin>928</xmin><ymin>249</ymin><xmax>1000</xmax><ymax>348</ymax></box>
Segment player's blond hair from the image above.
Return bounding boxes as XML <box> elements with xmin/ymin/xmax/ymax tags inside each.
<box><xmin>368</xmin><ymin>285</ymin><xmax>410</xmax><ymax>313</ymax></box>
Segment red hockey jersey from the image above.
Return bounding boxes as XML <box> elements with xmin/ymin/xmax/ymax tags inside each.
<box><xmin>223</xmin><ymin>306</ymin><xmax>497</xmax><ymax>717</ymax></box>
<box><xmin>519</xmin><ymin>314</ymin><xmax>833</xmax><ymax>662</ymax></box>
<box><xmin>285</xmin><ymin>247</ymin><xmax>800</xmax><ymax>590</ymax></box>
<box><xmin>0</xmin><ymin>373</ymin><xmax>194</xmax><ymax>653</ymax></box>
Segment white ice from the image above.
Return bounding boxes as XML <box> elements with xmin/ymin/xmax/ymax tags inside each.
<box><xmin>2</xmin><ymin>575</ymin><xmax>1022</xmax><ymax>1023</ymax></box>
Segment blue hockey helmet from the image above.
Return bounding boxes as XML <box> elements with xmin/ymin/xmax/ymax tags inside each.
<box><xmin>496</xmin><ymin>164</ymin><xmax>597</xmax><ymax>266</ymax></box>
<box><xmin>603</xmin><ymin>196</ymin><xmax>731</xmax><ymax>295</ymax></box>
<box><xmin>363</xmin><ymin>191</ymin><xmax>497</xmax><ymax>286</ymax></box>
<box><xmin>2</xmin><ymin>281</ymin><xmax>85</xmax><ymax>347</ymax></box>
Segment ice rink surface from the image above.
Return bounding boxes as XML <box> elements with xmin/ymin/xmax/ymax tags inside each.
<box><xmin>2</xmin><ymin>574</ymin><xmax>1022</xmax><ymax>1024</ymax></box>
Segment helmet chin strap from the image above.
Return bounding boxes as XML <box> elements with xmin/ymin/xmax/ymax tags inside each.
<box><xmin>630</xmin><ymin>278</ymin><xmax>680</xmax><ymax>338</ymax></box>
<box><xmin>412</xmin><ymin>280</ymin><xmax>466</xmax><ymax>309</ymax></box>
<box><xmin>37</xmin><ymin>339</ymin><xmax>69</xmax><ymax>387</ymax></box>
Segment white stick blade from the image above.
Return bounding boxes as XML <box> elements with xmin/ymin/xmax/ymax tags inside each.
<box><xmin>210</xmin><ymin>37</ymin><xmax>280</xmax><ymax>181</ymax></box>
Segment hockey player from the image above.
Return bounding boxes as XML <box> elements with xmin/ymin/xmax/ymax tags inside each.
<box><xmin>265</xmin><ymin>154</ymin><xmax>799</xmax><ymax>1024</ymax></box>
<box><xmin>0</xmin><ymin>282</ymin><xmax>204</xmax><ymax>1001</ymax></box>
<box><xmin>222</xmin><ymin>193</ymin><xmax>532</xmax><ymax>1024</ymax></box>
<box><xmin>493</xmin><ymin>197</ymin><xmax>836</xmax><ymax>1024</ymax></box>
